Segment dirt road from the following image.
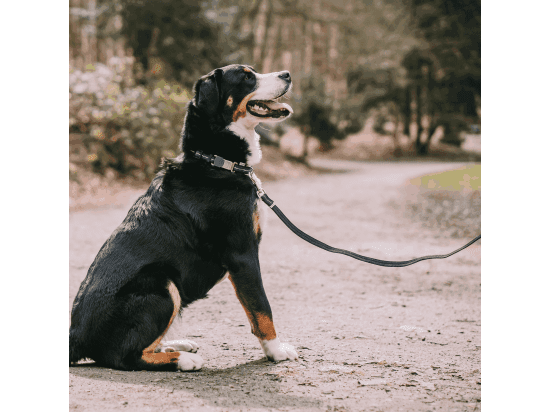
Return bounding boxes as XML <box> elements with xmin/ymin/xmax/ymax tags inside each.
<box><xmin>69</xmin><ymin>160</ymin><xmax>481</xmax><ymax>411</ymax></box>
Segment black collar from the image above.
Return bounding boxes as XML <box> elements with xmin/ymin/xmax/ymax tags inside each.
<box><xmin>190</xmin><ymin>150</ymin><xmax>253</xmax><ymax>174</ymax></box>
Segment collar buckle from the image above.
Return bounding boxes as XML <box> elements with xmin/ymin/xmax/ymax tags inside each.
<box><xmin>191</xmin><ymin>150</ymin><xmax>251</xmax><ymax>174</ymax></box>
<box><xmin>212</xmin><ymin>155</ymin><xmax>235</xmax><ymax>172</ymax></box>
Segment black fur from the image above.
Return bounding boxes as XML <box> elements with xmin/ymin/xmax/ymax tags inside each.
<box><xmin>69</xmin><ymin>64</ymin><xmax>275</xmax><ymax>371</ymax></box>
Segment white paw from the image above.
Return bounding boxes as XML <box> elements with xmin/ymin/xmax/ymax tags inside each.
<box><xmin>177</xmin><ymin>352</ymin><xmax>204</xmax><ymax>371</ymax></box>
<box><xmin>156</xmin><ymin>339</ymin><xmax>199</xmax><ymax>353</ymax></box>
<box><xmin>260</xmin><ymin>337</ymin><xmax>298</xmax><ymax>363</ymax></box>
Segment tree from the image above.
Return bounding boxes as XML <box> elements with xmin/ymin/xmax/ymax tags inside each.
<box><xmin>114</xmin><ymin>0</ymin><xmax>225</xmax><ymax>87</ymax></box>
<box><xmin>356</xmin><ymin>68</ymin><xmax>409</xmax><ymax>156</ymax></box>
<box><xmin>410</xmin><ymin>0</ymin><xmax>481</xmax><ymax>84</ymax></box>
<box><xmin>405</xmin><ymin>0</ymin><xmax>481</xmax><ymax>153</ymax></box>
<box><xmin>290</xmin><ymin>77</ymin><xmax>364</xmax><ymax>161</ymax></box>
<box><xmin>213</xmin><ymin>0</ymin><xmax>420</xmax><ymax>159</ymax></box>
<box><xmin>358</xmin><ymin>0</ymin><xmax>481</xmax><ymax>155</ymax></box>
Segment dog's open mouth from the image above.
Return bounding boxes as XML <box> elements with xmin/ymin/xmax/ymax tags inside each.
<box><xmin>247</xmin><ymin>99</ymin><xmax>293</xmax><ymax>119</ymax></box>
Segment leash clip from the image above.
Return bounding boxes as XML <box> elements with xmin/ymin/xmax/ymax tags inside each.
<box><xmin>248</xmin><ymin>171</ymin><xmax>265</xmax><ymax>198</ymax></box>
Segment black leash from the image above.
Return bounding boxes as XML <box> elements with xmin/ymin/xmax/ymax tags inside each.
<box><xmin>191</xmin><ymin>151</ymin><xmax>481</xmax><ymax>267</ymax></box>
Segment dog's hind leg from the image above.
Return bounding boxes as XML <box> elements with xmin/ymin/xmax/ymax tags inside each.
<box><xmin>138</xmin><ymin>350</ymin><xmax>203</xmax><ymax>371</ymax></box>
<box><xmin>156</xmin><ymin>339</ymin><xmax>199</xmax><ymax>353</ymax></box>
<box><xmin>156</xmin><ymin>260</ymin><xmax>225</xmax><ymax>356</ymax></box>
<box><xmin>102</xmin><ymin>278</ymin><xmax>203</xmax><ymax>371</ymax></box>
<box><xmin>154</xmin><ymin>280</ymin><xmax>199</xmax><ymax>354</ymax></box>
<box><xmin>142</xmin><ymin>281</ymin><xmax>183</xmax><ymax>354</ymax></box>
<box><xmin>139</xmin><ymin>280</ymin><xmax>203</xmax><ymax>371</ymax></box>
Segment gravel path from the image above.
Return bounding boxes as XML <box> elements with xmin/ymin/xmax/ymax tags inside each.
<box><xmin>70</xmin><ymin>160</ymin><xmax>481</xmax><ymax>412</ymax></box>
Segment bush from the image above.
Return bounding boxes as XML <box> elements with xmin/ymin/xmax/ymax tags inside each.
<box><xmin>69</xmin><ymin>62</ymin><xmax>191</xmax><ymax>179</ymax></box>
<box><xmin>438</xmin><ymin>114</ymin><xmax>469</xmax><ymax>147</ymax></box>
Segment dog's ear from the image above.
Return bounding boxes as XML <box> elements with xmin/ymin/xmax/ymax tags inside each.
<box><xmin>194</xmin><ymin>69</ymin><xmax>224</xmax><ymax>116</ymax></box>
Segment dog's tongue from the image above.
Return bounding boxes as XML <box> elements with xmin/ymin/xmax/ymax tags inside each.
<box><xmin>264</xmin><ymin>101</ymin><xmax>293</xmax><ymax>114</ymax></box>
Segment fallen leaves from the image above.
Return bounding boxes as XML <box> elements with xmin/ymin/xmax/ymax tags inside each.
<box><xmin>319</xmin><ymin>365</ymin><xmax>353</xmax><ymax>373</ymax></box>
<box><xmin>358</xmin><ymin>379</ymin><xmax>387</xmax><ymax>387</ymax></box>
<box><xmin>297</xmin><ymin>382</ymin><xmax>317</xmax><ymax>387</ymax></box>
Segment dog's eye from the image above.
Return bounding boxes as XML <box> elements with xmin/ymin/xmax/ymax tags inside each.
<box><xmin>244</xmin><ymin>73</ymin><xmax>252</xmax><ymax>81</ymax></box>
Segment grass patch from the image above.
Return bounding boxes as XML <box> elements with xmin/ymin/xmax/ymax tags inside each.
<box><xmin>404</xmin><ymin>164</ymin><xmax>481</xmax><ymax>238</ymax></box>
<box><xmin>410</xmin><ymin>164</ymin><xmax>481</xmax><ymax>192</ymax></box>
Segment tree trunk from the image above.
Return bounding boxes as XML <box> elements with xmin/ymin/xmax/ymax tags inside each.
<box><xmin>291</xmin><ymin>17</ymin><xmax>303</xmax><ymax>95</ymax></box>
<box><xmin>81</xmin><ymin>0</ymin><xmax>98</xmax><ymax>67</ymax></box>
<box><xmin>280</xmin><ymin>18</ymin><xmax>292</xmax><ymax>70</ymax></box>
<box><xmin>389</xmin><ymin>101</ymin><xmax>402</xmax><ymax>157</ymax></box>
<box><xmin>419</xmin><ymin>64</ymin><xmax>438</xmax><ymax>156</ymax></box>
<box><xmin>253</xmin><ymin>0</ymin><xmax>270</xmax><ymax>66</ymax></box>
<box><xmin>303</xmin><ymin>22</ymin><xmax>313</xmax><ymax>75</ymax></box>
<box><xmin>415</xmin><ymin>84</ymin><xmax>423</xmax><ymax>154</ymax></box>
<box><xmin>403</xmin><ymin>86</ymin><xmax>411</xmax><ymax>138</ymax></box>
<box><xmin>261</xmin><ymin>16</ymin><xmax>280</xmax><ymax>73</ymax></box>
<box><xmin>301</xmin><ymin>127</ymin><xmax>310</xmax><ymax>160</ymax></box>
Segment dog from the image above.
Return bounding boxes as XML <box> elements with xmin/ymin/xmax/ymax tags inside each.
<box><xmin>69</xmin><ymin>65</ymin><xmax>297</xmax><ymax>371</ymax></box>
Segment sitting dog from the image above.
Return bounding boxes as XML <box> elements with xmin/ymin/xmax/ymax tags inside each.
<box><xmin>69</xmin><ymin>65</ymin><xmax>297</xmax><ymax>371</ymax></box>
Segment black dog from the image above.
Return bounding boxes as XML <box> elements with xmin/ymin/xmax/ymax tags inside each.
<box><xmin>69</xmin><ymin>65</ymin><xmax>297</xmax><ymax>371</ymax></box>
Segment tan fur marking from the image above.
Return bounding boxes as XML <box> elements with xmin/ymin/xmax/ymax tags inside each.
<box><xmin>143</xmin><ymin>281</ymin><xmax>181</xmax><ymax>353</ymax></box>
<box><xmin>232</xmin><ymin>92</ymin><xmax>256</xmax><ymax>122</ymax></box>
<box><xmin>141</xmin><ymin>351</ymin><xmax>180</xmax><ymax>366</ymax></box>
<box><xmin>228</xmin><ymin>275</ymin><xmax>276</xmax><ymax>341</ymax></box>
<box><xmin>253</xmin><ymin>209</ymin><xmax>261</xmax><ymax>235</ymax></box>
<box><xmin>255</xmin><ymin>313</ymin><xmax>277</xmax><ymax>340</ymax></box>
<box><xmin>227</xmin><ymin>96</ymin><xmax>233</xmax><ymax>107</ymax></box>
<box><xmin>243</xmin><ymin>67</ymin><xmax>252</xmax><ymax>73</ymax></box>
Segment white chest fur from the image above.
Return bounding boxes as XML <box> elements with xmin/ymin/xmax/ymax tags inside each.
<box><xmin>226</xmin><ymin>120</ymin><xmax>262</xmax><ymax>166</ymax></box>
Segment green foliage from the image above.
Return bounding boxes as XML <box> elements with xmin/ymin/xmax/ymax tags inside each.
<box><xmin>106</xmin><ymin>0</ymin><xmax>224</xmax><ymax>87</ymax></box>
<box><xmin>437</xmin><ymin>114</ymin><xmax>469</xmax><ymax>147</ymax></box>
<box><xmin>69</xmin><ymin>63</ymin><xmax>191</xmax><ymax>179</ymax></box>
<box><xmin>290</xmin><ymin>77</ymin><xmax>365</xmax><ymax>154</ymax></box>
<box><xmin>410</xmin><ymin>0</ymin><xmax>481</xmax><ymax>78</ymax></box>
<box><xmin>351</xmin><ymin>0</ymin><xmax>481</xmax><ymax>155</ymax></box>
<box><xmin>291</xmin><ymin>90</ymin><xmax>334</xmax><ymax>152</ymax></box>
<box><xmin>408</xmin><ymin>0</ymin><xmax>481</xmax><ymax>106</ymax></box>
<box><xmin>356</xmin><ymin>0</ymin><xmax>481</xmax><ymax>155</ymax></box>
<box><xmin>303</xmin><ymin>102</ymin><xmax>343</xmax><ymax>149</ymax></box>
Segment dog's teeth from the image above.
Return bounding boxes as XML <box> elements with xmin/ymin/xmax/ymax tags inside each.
<box><xmin>249</xmin><ymin>102</ymin><xmax>274</xmax><ymax>115</ymax></box>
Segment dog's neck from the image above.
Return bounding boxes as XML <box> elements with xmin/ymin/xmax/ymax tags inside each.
<box><xmin>181</xmin><ymin>104</ymin><xmax>261</xmax><ymax>166</ymax></box>
<box><xmin>226</xmin><ymin>119</ymin><xmax>262</xmax><ymax>166</ymax></box>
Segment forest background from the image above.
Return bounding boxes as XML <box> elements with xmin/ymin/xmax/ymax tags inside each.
<box><xmin>69</xmin><ymin>0</ymin><xmax>481</xmax><ymax>190</ymax></box>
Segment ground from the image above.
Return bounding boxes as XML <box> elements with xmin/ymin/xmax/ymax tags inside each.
<box><xmin>69</xmin><ymin>160</ymin><xmax>481</xmax><ymax>412</ymax></box>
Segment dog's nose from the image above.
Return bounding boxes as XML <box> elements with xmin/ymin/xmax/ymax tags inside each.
<box><xmin>278</xmin><ymin>71</ymin><xmax>291</xmax><ymax>82</ymax></box>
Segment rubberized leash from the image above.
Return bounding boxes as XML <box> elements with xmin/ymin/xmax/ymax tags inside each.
<box><xmin>191</xmin><ymin>151</ymin><xmax>481</xmax><ymax>267</ymax></box>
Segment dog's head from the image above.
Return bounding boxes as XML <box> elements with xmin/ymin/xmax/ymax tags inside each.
<box><xmin>193</xmin><ymin>64</ymin><xmax>293</xmax><ymax>128</ymax></box>
<box><xmin>181</xmin><ymin>65</ymin><xmax>293</xmax><ymax>165</ymax></box>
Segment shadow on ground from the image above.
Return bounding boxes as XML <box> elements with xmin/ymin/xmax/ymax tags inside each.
<box><xmin>70</xmin><ymin>359</ymin><xmax>322</xmax><ymax>410</ymax></box>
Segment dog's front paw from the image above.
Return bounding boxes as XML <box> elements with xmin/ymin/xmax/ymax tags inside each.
<box><xmin>176</xmin><ymin>352</ymin><xmax>204</xmax><ymax>371</ymax></box>
<box><xmin>156</xmin><ymin>339</ymin><xmax>199</xmax><ymax>353</ymax></box>
<box><xmin>260</xmin><ymin>337</ymin><xmax>298</xmax><ymax>362</ymax></box>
